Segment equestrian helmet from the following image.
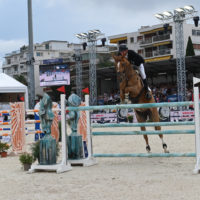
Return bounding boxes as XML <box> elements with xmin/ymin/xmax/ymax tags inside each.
<box><xmin>119</xmin><ymin>44</ymin><xmax>128</xmax><ymax>52</ymax></box>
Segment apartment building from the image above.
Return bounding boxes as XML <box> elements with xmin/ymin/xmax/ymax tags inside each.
<box><xmin>2</xmin><ymin>40</ymin><xmax>76</xmax><ymax>97</ymax></box>
<box><xmin>108</xmin><ymin>22</ymin><xmax>200</xmax><ymax>62</ymax></box>
<box><xmin>2</xmin><ymin>40</ymin><xmax>113</xmax><ymax>99</ymax></box>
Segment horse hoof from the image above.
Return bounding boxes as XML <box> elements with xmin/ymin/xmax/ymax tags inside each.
<box><xmin>163</xmin><ymin>143</ymin><xmax>167</xmax><ymax>149</ymax></box>
<box><xmin>146</xmin><ymin>145</ymin><xmax>151</xmax><ymax>153</ymax></box>
<box><xmin>163</xmin><ymin>143</ymin><xmax>169</xmax><ymax>153</ymax></box>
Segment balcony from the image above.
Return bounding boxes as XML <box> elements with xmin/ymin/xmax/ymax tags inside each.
<box><xmin>140</xmin><ymin>38</ymin><xmax>152</xmax><ymax>45</ymax></box>
<box><xmin>154</xmin><ymin>49</ymin><xmax>171</xmax><ymax>56</ymax></box>
<box><xmin>140</xmin><ymin>34</ymin><xmax>171</xmax><ymax>46</ymax></box>
<box><xmin>153</xmin><ymin>34</ymin><xmax>170</xmax><ymax>42</ymax></box>
<box><xmin>145</xmin><ymin>49</ymin><xmax>171</xmax><ymax>58</ymax></box>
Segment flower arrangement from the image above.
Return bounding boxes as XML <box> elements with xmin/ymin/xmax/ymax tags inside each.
<box><xmin>0</xmin><ymin>142</ymin><xmax>10</xmax><ymax>153</ymax></box>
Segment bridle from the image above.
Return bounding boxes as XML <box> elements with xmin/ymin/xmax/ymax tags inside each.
<box><xmin>116</xmin><ymin>61</ymin><xmax>128</xmax><ymax>83</ymax></box>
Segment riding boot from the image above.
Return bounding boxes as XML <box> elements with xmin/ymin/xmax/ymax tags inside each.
<box><xmin>143</xmin><ymin>79</ymin><xmax>152</xmax><ymax>100</ymax></box>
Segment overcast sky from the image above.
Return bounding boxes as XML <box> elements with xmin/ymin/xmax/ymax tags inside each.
<box><xmin>0</xmin><ymin>0</ymin><xmax>199</xmax><ymax>71</ymax></box>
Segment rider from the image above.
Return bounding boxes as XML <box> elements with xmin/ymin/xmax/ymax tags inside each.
<box><xmin>118</xmin><ymin>43</ymin><xmax>151</xmax><ymax>100</ymax></box>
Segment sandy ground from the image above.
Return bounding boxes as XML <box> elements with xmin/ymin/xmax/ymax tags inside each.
<box><xmin>0</xmin><ymin>125</ymin><xmax>200</xmax><ymax>200</ymax></box>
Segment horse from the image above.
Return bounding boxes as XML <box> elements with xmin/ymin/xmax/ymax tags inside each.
<box><xmin>113</xmin><ymin>54</ymin><xmax>169</xmax><ymax>153</ymax></box>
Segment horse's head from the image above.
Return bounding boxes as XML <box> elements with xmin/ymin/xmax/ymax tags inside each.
<box><xmin>112</xmin><ymin>55</ymin><xmax>129</xmax><ymax>74</ymax></box>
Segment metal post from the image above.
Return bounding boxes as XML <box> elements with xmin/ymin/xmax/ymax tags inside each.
<box><xmin>88</xmin><ymin>34</ymin><xmax>97</xmax><ymax>105</ymax></box>
<box><xmin>75</xmin><ymin>30</ymin><xmax>104</xmax><ymax>105</ymax></box>
<box><xmin>27</xmin><ymin>0</ymin><xmax>35</xmax><ymax>109</ymax></box>
<box><xmin>74</xmin><ymin>47</ymin><xmax>82</xmax><ymax>99</ymax></box>
<box><xmin>174</xmin><ymin>17</ymin><xmax>186</xmax><ymax>102</ymax></box>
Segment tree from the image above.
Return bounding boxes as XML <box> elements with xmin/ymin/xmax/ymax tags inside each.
<box><xmin>186</xmin><ymin>36</ymin><xmax>195</xmax><ymax>56</ymax></box>
<box><xmin>13</xmin><ymin>74</ymin><xmax>28</xmax><ymax>86</ymax></box>
<box><xmin>97</xmin><ymin>53</ymin><xmax>113</xmax><ymax>68</ymax></box>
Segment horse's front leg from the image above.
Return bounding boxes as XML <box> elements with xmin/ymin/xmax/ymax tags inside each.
<box><xmin>119</xmin><ymin>81</ymin><xmax>127</xmax><ymax>104</ymax></box>
<box><xmin>124</xmin><ymin>86</ymin><xmax>136</xmax><ymax>103</ymax></box>
<box><xmin>120</xmin><ymin>89</ymin><xmax>125</xmax><ymax>104</ymax></box>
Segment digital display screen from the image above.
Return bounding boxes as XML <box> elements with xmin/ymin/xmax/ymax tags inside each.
<box><xmin>39</xmin><ymin>64</ymin><xmax>70</xmax><ymax>87</ymax></box>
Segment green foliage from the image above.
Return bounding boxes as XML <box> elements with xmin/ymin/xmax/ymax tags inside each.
<box><xmin>0</xmin><ymin>142</ymin><xmax>10</xmax><ymax>152</ymax></box>
<box><xmin>127</xmin><ymin>115</ymin><xmax>133</xmax><ymax>122</ymax></box>
<box><xmin>30</xmin><ymin>140</ymin><xmax>60</xmax><ymax>162</ymax></box>
<box><xmin>31</xmin><ymin>141</ymin><xmax>40</xmax><ymax>162</ymax></box>
<box><xmin>13</xmin><ymin>74</ymin><xmax>28</xmax><ymax>86</ymax></box>
<box><xmin>186</xmin><ymin>36</ymin><xmax>195</xmax><ymax>56</ymax></box>
<box><xmin>97</xmin><ymin>54</ymin><xmax>114</xmax><ymax>68</ymax></box>
<box><xmin>19</xmin><ymin>153</ymin><xmax>33</xmax><ymax>165</ymax></box>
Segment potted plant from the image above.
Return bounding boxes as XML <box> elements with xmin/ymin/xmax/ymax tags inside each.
<box><xmin>127</xmin><ymin>115</ymin><xmax>134</xmax><ymax>123</ymax></box>
<box><xmin>19</xmin><ymin>153</ymin><xmax>33</xmax><ymax>171</ymax></box>
<box><xmin>0</xmin><ymin>142</ymin><xmax>10</xmax><ymax>157</ymax></box>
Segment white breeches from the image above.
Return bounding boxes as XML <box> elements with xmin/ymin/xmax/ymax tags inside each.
<box><xmin>138</xmin><ymin>63</ymin><xmax>146</xmax><ymax>80</ymax></box>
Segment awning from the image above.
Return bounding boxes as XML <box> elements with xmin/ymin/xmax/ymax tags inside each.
<box><xmin>110</xmin><ymin>37</ymin><xmax>127</xmax><ymax>44</ymax></box>
<box><xmin>145</xmin><ymin>55</ymin><xmax>172</xmax><ymax>63</ymax></box>
<box><xmin>153</xmin><ymin>41</ymin><xmax>171</xmax><ymax>47</ymax></box>
<box><xmin>140</xmin><ymin>27</ymin><xmax>171</xmax><ymax>35</ymax></box>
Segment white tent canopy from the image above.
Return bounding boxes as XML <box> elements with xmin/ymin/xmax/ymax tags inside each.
<box><xmin>0</xmin><ymin>73</ymin><xmax>29</xmax><ymax>108</ymax></box>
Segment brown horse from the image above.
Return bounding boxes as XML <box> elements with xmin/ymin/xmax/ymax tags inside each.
<box><xmin>113</xmin><ymin>55</ymin><xmax>169</xmax><ymax>153</ymax></box>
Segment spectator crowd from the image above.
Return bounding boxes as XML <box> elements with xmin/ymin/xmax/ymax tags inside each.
<box><xmin>97</xmin><ymin>83</ymin><xmax>193</xmax><ymax>105</ymax></box>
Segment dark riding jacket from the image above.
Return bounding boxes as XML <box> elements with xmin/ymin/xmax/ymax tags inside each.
<box><xmin>127</xmin><ymin>50</ymin><xmax>145</xmax><ymax>66</ymax></box>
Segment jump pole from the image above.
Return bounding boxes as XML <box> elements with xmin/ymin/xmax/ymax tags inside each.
<box><xmin>193</xmin><ymin>77</ymin><xmax>200</xmax><ymax>173</ymax></box>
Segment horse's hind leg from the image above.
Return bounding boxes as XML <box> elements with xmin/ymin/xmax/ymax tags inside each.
<box><xmin>158</xmin><ymin>133</ymin><xmax>169</xmax><ymax>153</ymax></box>
<box><xmin>151</xmin><ymin>107</ymin><xmax>169</xmax><ymax>153</ymax></box>
<box><xmin>141</xmin><ymin>126</ymin><xmax>151</xmax><ymax>153</ymax></box>
<box><xmin>135</xmin><ymin>111</ymin><xmax>151</xmax><ymax>153</ymax></box>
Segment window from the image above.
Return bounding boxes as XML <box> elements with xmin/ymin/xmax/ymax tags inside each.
<box><xmin>14</xmin><ymin>66</ymin><xmax>18</xmax><ymax>72</ymax></box>
<box><xmin>45</xmin><ymin>44</ymin><xmax>49</xmax><ymax>49</ymax></box>
<box><xmin>130</xmin><ymin>37</ymin><xmax>134</xmax><ymax>43</ymax></box>
<box><xmin>7</xmin><ymin>59</ymin><xmax>11</xmax><ymax>64</ymax></box>
<box><xmin>36</xmin><ymin>52</ymin><xmax>43</xmax><ymax>56</ymax></box>
<box><xmin>138</xmin><ymin>49</ymin><xmax>143</xmax><ymax>55</ymax></box>
<box><xmin>192</xmin><ymin>29</ymin><xmax>200</xmax><ymax>36</ymax></box>
<box><xmin>137</xmin><ymin>36</ymin><xmax>143</xmax><ymax>42</ymax></box>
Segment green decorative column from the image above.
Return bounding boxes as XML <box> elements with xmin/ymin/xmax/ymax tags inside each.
<box><xmin>39</xmin><ymin>93</ymin><xmax>56</xmax><ymax>165</ymax></box>
<box><xmin>67</xmin><ymin>94</ymin><xmax>83</xmax><ymax>159</ymax></box>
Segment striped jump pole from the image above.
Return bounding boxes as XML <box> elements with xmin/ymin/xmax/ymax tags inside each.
<box><xmin>0</xmin><ymin>122</ymin><xmax>11</xmax><ymax>125</ymax></box>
